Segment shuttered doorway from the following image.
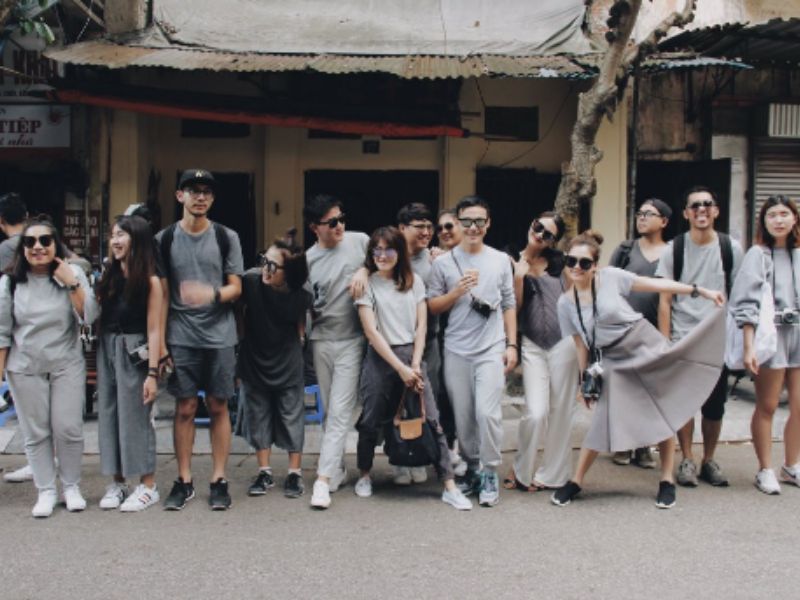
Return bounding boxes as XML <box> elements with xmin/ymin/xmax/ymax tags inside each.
<box><xmin>753</xmin><ymin>138</ymin><xmax>800</xmax><ymax>236</ymax></box>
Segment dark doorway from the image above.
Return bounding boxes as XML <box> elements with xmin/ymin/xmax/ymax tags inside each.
<box><xmin>476</xmin><ymin>168</ymin><xmax>561</xmax><ymax>255</ymax></box>
<box><xmin>304</xmin><ymin>170</ymin><xmax>439</xmax><ymax>246</ymax></box>
<box><xmin>636</xmin><ymin>159</ymin><xmax>731</xmax><ymax>241</ymax></box>
<box><xmin>174</xmin><ymin>171</ymin><xmax>257</xmax><ymax>268</ymax></box>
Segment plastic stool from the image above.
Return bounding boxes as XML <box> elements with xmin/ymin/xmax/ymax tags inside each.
<box><xmin>194</xmin><ymin>390</ymin><xmax>210</xmax><ymax>426</ymax></box>
<box><xmin>304</xmin><ymin>384</ymin><xmax>324</xmax><ymax>424</ymax></box>
<box><xmin>0</xmin><ymin>381</ymin><xmax>15</xmax><ymax>426</ymax></box>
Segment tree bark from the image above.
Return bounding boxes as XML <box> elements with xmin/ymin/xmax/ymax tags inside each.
<box><xmin>0</xmin><ymin>0</ymin><xmax>17</xmax><ymax>29</ymax></box>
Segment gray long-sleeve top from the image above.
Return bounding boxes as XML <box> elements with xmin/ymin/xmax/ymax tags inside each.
<box><xmin>730</xmin><ymin>245</ymin><xmax>800</xmax><ymax>327</ymax></box>
<box><xmin>0</xmin><ymin>265</ymin><xmax>99</xmax><ymax>374</ymax></box>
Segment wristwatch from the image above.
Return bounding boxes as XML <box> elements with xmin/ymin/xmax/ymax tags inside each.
<box><xmin>690</xmin><ymin>284</ymin><xmax>700</xmax><ymax>298</ymax></box>
<box><xmin>66</xmin><ymin>282</ymin><xmax>80</xmax><ymax>293</ymax></box>
<box><xmin>213</xmin><ymin>288</ymin><xmax>222</xmax><ymax>304</ymax></box>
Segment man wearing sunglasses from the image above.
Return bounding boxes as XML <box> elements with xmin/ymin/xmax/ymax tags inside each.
<box><xmin>428</xmin><ymin>196</ymin><xmax>517</xmax><ymax>507</ymax></box>
<box><xmin>157</xmin><ymin>169</ymin><xmax>245</xmax><ymax>511</ymax></box>
<box><xmin>656</xmin><ymin>186</ymin><xmax>743</xmax><ymax>488</ymax></box>
<box><xmin>608</xmin><ymin>198</ymin><xmax>672</xmax><ymax>469</ymax></box>
<box><xmin>304</xmin><ymin>194</ymin><xmax>369</xmax><ymax>509</ymax></box>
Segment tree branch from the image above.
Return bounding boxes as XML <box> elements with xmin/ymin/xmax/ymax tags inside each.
<box><xmin>624</xmin><ymin>0</ymin><xmax>696</xmax><ymax>66</ymax></box>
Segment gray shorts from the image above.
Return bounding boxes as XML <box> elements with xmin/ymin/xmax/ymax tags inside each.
<box><xmin>168</xmin><ymin>345</ymin><xmax>236</xmax><ymax>400</ymax></box>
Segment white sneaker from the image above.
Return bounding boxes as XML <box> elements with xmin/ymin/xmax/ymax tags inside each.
<box><xmin>354</xmin><ymin>476</ymin><xmax>373</xmax><ymax>498</ymax></box>
<box><xmin>4</xmin><ymin>464</ymin><xmax>34</xmax><ymax>483</ymax></box>
<box><xmin>120</xmin><ymin>484</ymin><xmax>160</xmax><ymax>512</ymax></box>
<box><xmin>63</xmin><ymin>486</ymin><xmax>87</xmax><ymax>512</ymax></box>
<box><xmin>31</xmin><ymin>489</ymin><xmax>58</xmax><ymax>518</ymax></box>
<box><xmin>393</xmin><ymin>466</ymin><xmax>412</xmax><ymax>485</ymax></box>
<box><xmin>410</xmin><ymin>466</ymin><xmax>428</xmax><ymax>483</ymax></box>
<box><xmin>99</xmin><ymin>482</ymin><xmax>129</xmax><ymax>510</ymax></box>
<box><xmin>780</xmin><ymin>463</ymin><xmax>800</xmax><ymax>487</ymax></box>
<box><xmin>450</xmin><ymin>450</ymin><xmax>468</xmax><ymax>478</ymax></box>
<box><xmin>441</xmin><ymin>487</ymin><xmax>473</xmax><ymax>511</ymax></box>
<box><xmin>329</xmin><ymin>467</ymin><xmax>348</xmax><ymax>493</ymax></box>
<box><xmin>755</xmin><ymin>469</ymin><xmax>781</xmax><ymax>495</ymax></box>
<box><xmin>310</xmin><ymin>480</ymin><xmax>331</xmax><ymax>509</ymax></box>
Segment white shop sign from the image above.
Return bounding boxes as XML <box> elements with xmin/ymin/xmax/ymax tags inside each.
<box><xmin>0</xmin><ymin>104</ymin><xmax>70</xmax><ymax>148</ymax></box>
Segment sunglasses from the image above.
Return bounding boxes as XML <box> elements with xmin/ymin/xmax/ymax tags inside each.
<box><xmin>530</xmin><ymin>220</ymin><xmax>556</xmax><ymax>243</ymax></box>
<box><xmin>317</xmin><ymin>214</ymin><xmax>346</xmax><ymax>228</ymax></box>
<box><xmin>458</xmin><ymin>217</ymin><xmax>488</xmax><ymax>229</ymax></box>
<box><xmin>565</xmin><ymin>255</ymin><xmax>595</xmax><ymax>271</ymax></box>
<box><xmin>372</xmin><ymin>247</ymin><xmax>398</xmax><ymax>259</ymax></box>
<box><xmin>258</xmin><ymin>255</ymin><xmax>284</xmax><ymax>274</ymax></box>
<box><xmin>635</xmin><ymin>210</ymin><xmax>661</xmax><ymax>219</ymax></box>
<box><xmin>687</xmin><ymin>200</ymin><xmax>715</xmax><ymax>211</ymax></box>
<box><xmin>436</xmin><ymin>222</ymin><xmax>455</xmax><ymax>234</ymax></box>
<box><xmin>22</xmin><ymin>234</ymin><xmax>54</xmax><ymax>249</ymax></box>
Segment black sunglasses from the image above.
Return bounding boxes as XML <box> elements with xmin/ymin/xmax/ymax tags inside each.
<box><xmin>530</xmin><ymin>220</ymin><xmax>556</xmax><ymax>243</ymax></box>
<box><xmin>436</xmin><ymin>222</ymin><xmax>455</xmax><ymax>234</ymax></box>
<box><xmin>317</xmin><ymin>213</ymin><xmax>346</xmax><ymax>228</ymax></box>
<box><xmin>22</xmin><ymin>234</ymin><xmax>54</xmax><ymax>249</ymax></box>
<box><xmin>687</xmin><ymin>200</ymin><xmax>715</xmax><ymax>211</ymax></box>
<box><xmin>458</xmin><ymin>217</ymin><xmax>488</xmax><ymax>229</ymax></box>
<box><xmin>565</xmin><ymin>255</ymin><xmax>595</xmax><ymax>271</ymax></box>
<box><xmin>258</xmin><ymin>255</ymin><xmax>284</xmax><ymax>274</ymax></box>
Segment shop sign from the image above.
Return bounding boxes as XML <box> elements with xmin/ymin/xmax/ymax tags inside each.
<box><xmin>0</xmin><ymin>29</ymin><xmax>63</xmax><ymax>100</ymax></box>
<box><xmin>0</xmin><ymin>104</ymin><xmax>70</xmax><ymax>147</ymax></box>
<box><xmin>63</xmin><ymin>209</ymin><xmax>101</xmax><ymax>261</ymax></box>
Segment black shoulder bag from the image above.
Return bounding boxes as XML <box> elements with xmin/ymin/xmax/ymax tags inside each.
<box><xmin>574</xmin><ymin>279</ymin><xmax>603</xmax><ymax>402</ymax></box>
<box><xmin>383</xmin><ymin>388</ymin><xmax>441</xmax><ymax>467</ymax></box>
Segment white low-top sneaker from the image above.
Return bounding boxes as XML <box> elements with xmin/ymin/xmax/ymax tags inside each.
<box><xmin>120</xmin><ymin>484</ymin><xmax>159</xmax><ymax>512</ymax></box>
<box><xmin>441</xmin><ymin>487</ymin><xmax>473</xmax><ymax>511</ymax></box>
<box><xmin>781</xmin><ymin>463</ymin><xmax>800</xmax><ymax>487</ymax></box>
<box><xmin>393</xmin><ymin>466</ymin><xmax>412</xmax><ymax>486</ymax></box>
<box><xmin>32</xmin><ymin>489</ymin><xmax>58</xmax><ymax>518</ymax></box>
<box><xmin>450</xmin><ymin>450</ymin><xmax>468</xmax><ymax>478</ymax></box>
<box><xmin>354</xmin><ymin>476</ymin><xmax>373</xmax><ymax>498</ymax></box>
<box><xmin>99</xmin><ymin>482</ymin><xmax>129</xmax><ymax>510</ymax></box>
<box><xmin>755</xmin><ymin>469</ymin><xmax>781</xmax><ymax>495</ymax></box>
<box><xmin>4</xmin><ymin>464</ymin><xmax>34</xmax><ymax>483</ymax></box>
<box><xmin>63</xmin><ymin>486</ymin><xmax>87</xmax><ymax>512</ymax></box>
<box><xmin>310</xmin><ymin>480</ymin><xmax>331</xmax><ymax>509</ymax></box>
<box><xmin>329</xmin><ymin>467</ymin><xmax>348</xmax><ymax>493</ymax></box>
<box><xmin>410</xmin><ymin>466</ymin><xmax>428</xmax><ymax>483</ymax></box>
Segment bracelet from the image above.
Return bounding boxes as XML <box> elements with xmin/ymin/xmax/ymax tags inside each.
<box><xmin>148</xmin><ymin>367</ymin><xmax>159</xmax><ymax>375</ymax></box>
<box><xmin>213</xmin><ymin>288</ymin><xmax>222</xmax><ymax>304</ymax></box>
<box><xmin>66</xmin><ymin>282</ymin><xmax>80</xmax><ymax>292</ymax></box>
<box><xmin>506</xmin><ymin>344</ymin><xmax>518</xmax><ymax>350</ymax></box>
<box><xmin>146</xmin><ymin>373</ymin><xmax>158</xmax><ymax>380</ymax></box>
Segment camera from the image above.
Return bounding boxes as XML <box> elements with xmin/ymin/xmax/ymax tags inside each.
<box><xmin>775</xmin><ymin>308</ymin><xmax>800</xmax><ymax>325</ymax></box>
<box><xmin>580</xmin><ymin>361</ymin><xmax>604</xmax><ymax>402</ymax></box>
<box><xmin>470</xmin><ymin>297</ymin><xmax>495</xmax><ymax>319</ymax></box>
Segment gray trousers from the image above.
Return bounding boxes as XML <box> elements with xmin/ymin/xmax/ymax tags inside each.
<box><xmin>97</xmin><ymin>333</ymin><xmax>157</xmax><ymax>478</ymax></box>
<box><xmin>8</xmin><ymin>362</ymin><xmax>85</xmax><ymax>491</ymax></box>
<box><xmin>443</xmin><ymin>348</ymin><xmax>505</xmax><ymax>472</ymax></box>
<box><xmin>312</xmin><ymin>337</ymin><xmax>365</xmax><ymax>478</ymax></box>
<box><xmin>240</xmin><ymin>381</ymin><xmax>305</xmax><ymax>453</ymax></box>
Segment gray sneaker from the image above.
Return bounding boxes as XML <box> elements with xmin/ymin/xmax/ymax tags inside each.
<box><xmin>633</xmin><ymin>447</ymin><xmax>657</xmax><ymax>469</ymax></box>
<box><xmin>676</xmin><ymin>459</ymin><xmax>698</xmax><ymax>487</ymax></box>
<box><xmin>478</xmin><ymin>471</ymin><xmax>500</xmax><ymax>507</ymax></box>
<box><xmin>699</xmin><ymin>460</ymin><xmax>729</xmax><ymax>487</ymax></box>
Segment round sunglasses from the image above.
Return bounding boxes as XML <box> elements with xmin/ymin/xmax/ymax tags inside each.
<box><xmin>436</xmin><ymin>222</ymin><xmax>455</xmax><ymax>234</ymax></box>
<box><xmin>564</xmin><ymin>255</ymin><xmax>595</xmax><ymax>271</ymax></box>
<box><xmin>530</xmin><ymin>219</ymin><xmax>556</xmax><ymax>243</ymax></box>
<box><xmin>22</xmin><ymin>234</ymin><xmax>54</xmax><ymax>249</ymax></box>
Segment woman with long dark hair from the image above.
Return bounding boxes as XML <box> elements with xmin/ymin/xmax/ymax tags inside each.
<box><xmin>353</xmin><ymin>226</ymin><xmax>472</xmax><ymax>509</ymax></box>
<box><xmin>552</xmin><ymin>230</ymin><xmax>725</xmax><ymax>509</ymax></box>
<box><xmin>237</xmin><ymin>240</ymin><xmax>312</xmax><ymax>499</ymax></box>
<box><xmin>730</xmin><ymin>195</ymin><xmax>800</xmax><ymax>494</ymax></box>
<box><xmin>95</xmin><ymin>215</ymin><xmax>162</xmax><ymax>511</ymax></box>
<box><xmin>0</xmin><ymin>216</ymin><xmax>98</xmax><ymax>517</ymax></box>
<box><xmin>505</xmin><ymin>212</ymin><xmax>578</xmax><ymax>492</ymax></box>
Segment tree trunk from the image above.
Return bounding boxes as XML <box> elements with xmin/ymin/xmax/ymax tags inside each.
<box><xmin>0</xmin><ymin>0</ymin><xmax>16</xmax><ymax>29</ymax></box>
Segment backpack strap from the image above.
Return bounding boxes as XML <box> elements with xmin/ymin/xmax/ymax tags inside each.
<box><xmin>212</xmin><ymin>222</ymin><xmax>231</xmax><ymax>285</ymax></box>
<box><xmin>160</xmin><ymin>221</ymin><xmax>230</xmax><ymax>285</ymax></box>
<box><xmin>611</xmin><ymin>240</ymin><xmax>635</xmax><ymax>270</ymax></box>
<box><xmin>159</xmin><ymin>222</ymin><xmax>178</xmax><ymax>280</ymax></box>
<box><xmin>718</xmin><ymin>232</ymin><xmax>733</xmax><ymax>297</ymax></box>
<box><xmin>673</xmin><ymin>233</ymin><xmax>685</xmax><ymax>283</ymax></box>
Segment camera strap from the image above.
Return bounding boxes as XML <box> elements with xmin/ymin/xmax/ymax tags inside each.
<box><xmin>770</xmin><ymin>247</ymin><xmax>800</xmax><ymax>310</ymax></box>
<box><xmin>574</xmin><ymin>278</ymin><xmax>600</xmax><ymax>362</ymax></box>
<box><xmin>450</xmin><ymin>250</ymin><xmax>478</xmax><ymax>305</ymax></box>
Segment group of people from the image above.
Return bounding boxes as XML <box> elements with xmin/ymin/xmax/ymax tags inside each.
<box><xmin>0</xmin><ymin>172</ymin><xmax>798</xmax><ymax>518</ymax></box>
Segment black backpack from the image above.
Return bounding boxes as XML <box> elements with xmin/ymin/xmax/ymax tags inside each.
<box><xmin>673</xmin><ymin>232</ymin><xmax>733</xmax><ymax>296</ymax></box>
<box><xmin>159</xmin><ymin>221</ymin><xmax>230</xmax><ymax>285</ymax></box>
<box><xmin>610</xmin><ymin>240</ymin><xmax>635</xmax><ymax>270</ymax></box>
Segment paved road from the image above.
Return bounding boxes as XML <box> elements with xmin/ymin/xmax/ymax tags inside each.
<box><xmin>1</xmin><ymin>444</ymin><xmax>797</xmax><ymax>600</ymax></box>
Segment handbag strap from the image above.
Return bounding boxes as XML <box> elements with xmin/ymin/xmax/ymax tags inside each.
<box><xmin>395</xmin><ymin>386</ymin><xmax>426</xmax><ymax>422</ymax></box>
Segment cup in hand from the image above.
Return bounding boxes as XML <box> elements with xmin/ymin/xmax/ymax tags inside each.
<box><xmin>464</xmin><ymin>268</ymin><xmax>479</xmax><ymax>288</ymax></box>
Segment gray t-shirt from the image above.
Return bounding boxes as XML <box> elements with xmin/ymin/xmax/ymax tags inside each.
<box><xmin>557</xmin><ymin>267</ymin><xmax>641</xmax><ymax>349</ymax></box>
<box><xmin>307</xmin><ymin>231</ymin><xmax>369</xmax><ymax>341</ymax></box>
<box><xmin>730</xmin><ymin>246</ymin><xmax>800</xmax><ymax>327</ymax></box>
<box><xmin>156</xmin><ymin>222</ymin><xmax>244</xmax><ymax>349</ymax></box>
<box><xmin>427</xmin><ymin>244</ymin><xmax>515</xmax><ymax>358</ymax></box>
<box><xmin>655</xmin><ymin>234</ymin><xmax>743</xmax><ymax>341</ymax></box>
<box><xmin>410</xmin><ymin>247</ymin><xmax>438</xmax><ymax>339</ymax></box>
<box><xmin>0</xmin><ymin>234</ymin><xmax>19</xmax><ymax>273</ymax></box>
<box><xmin>609</xmin><ymin>240</ymin><xmax>666</xmax><ymax>327</ymax></box>
<box><xmin>356</xmin><ymin>273</ymin><xmax>426</xmax><ymax>346</ymax></box>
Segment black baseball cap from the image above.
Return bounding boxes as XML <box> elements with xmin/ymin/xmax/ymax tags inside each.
<box><xmin>178</xmin><ymin>169</ymin><xmax>216</xmax><ymax>192</ymax></box>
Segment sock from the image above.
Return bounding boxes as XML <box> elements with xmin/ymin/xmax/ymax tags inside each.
<box><xmin>259</xmin><ymin>467</ymin><xmax>273</xmax><ymax>474</ymax></box>
<box><xmin>288</xmin><ymin>468</ymin><xmax>302</xmax><ymax>475</ymax></box>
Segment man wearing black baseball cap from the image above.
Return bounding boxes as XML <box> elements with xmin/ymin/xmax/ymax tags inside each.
<box><xmin>608</xmin><ymin>198</ymin><xmax>672</xmax><ymax>469</ymax></box>
<box><xmin>157</xmin><ymin>168</ymin><xmax>244</xmax><ymax>511</ymax></box>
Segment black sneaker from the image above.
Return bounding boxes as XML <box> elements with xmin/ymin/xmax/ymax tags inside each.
<box><xmin>551</xmin><ymin>481</ymin><xmax>581</xmax><ymax>506</ymax></box>
<box><xmin>655</xmin><ymin>480</ymin><xmax>676</xmax><ymax>509</ymax></box>
<box><xmin>248</xmin><ymin>470</ymin><xmax>275</xmax><ymax>496</ymax></box>
<box><xmin>456</xmin><ymin>470</ymin><xmax>482</xmax><ymax>497</ymax></box>
<box><xmin>164</xmin><ymin>478</ymin><xmax>195</xmax><ymax>511</ymax></box>
<box><xmin>209</xmin><ymin>478</ymin><xmax>232</xmax><ymax>510</ymax></box>
<box><xmin>283</xmin><ymin>472</ymin><xmax>305</xmax><ymax>498</ymax></box>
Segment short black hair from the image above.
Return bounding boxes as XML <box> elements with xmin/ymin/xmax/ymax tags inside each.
<box><xmin>455</xmin><ymin>195</ymin><xmax>491</xmax><ymax>218</ymax></box>
<box><xmin>397</xmin><ymin>202</ymin><xmax>432</xmax><ymax>225</ymax></box>
<box><xmin>0</xmin><ymin>193</ymin><xmax>27</xmax><ymax>225</ymax></box>
<box><xmin>683</xmin><ymin>185</ymin><xmax>717</xmax><ymax>206</ymax></box>
<box><xmin>304</xmin><ymin>194</ymin><xmax>343</xmax><ymax>225</ymax></box>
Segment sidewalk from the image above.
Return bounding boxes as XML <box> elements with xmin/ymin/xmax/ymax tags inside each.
<box><xmin>0</xmin><ymin>374</ymin><xmax>786</xmax><ymax>456</ymax></box>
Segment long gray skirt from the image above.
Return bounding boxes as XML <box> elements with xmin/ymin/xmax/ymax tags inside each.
<box><xmin>583</xmin><ymin>308</ymin><xmax>725</xmax><ymax>453</ymax></box>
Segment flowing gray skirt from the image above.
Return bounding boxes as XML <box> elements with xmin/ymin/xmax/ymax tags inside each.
<box><xmin>583</xmin><ymin>308</ymin><xmax>725</xmax><ymax>453</ymax></box>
